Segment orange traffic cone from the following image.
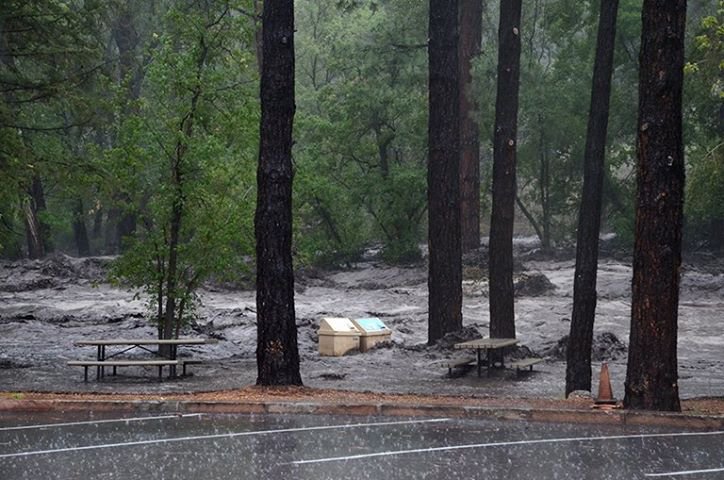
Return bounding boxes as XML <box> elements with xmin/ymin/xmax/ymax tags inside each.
<box><xmin>593</xmin><ymin>362</ymin><xmax>618</xmax><ymax>409</ymax></box>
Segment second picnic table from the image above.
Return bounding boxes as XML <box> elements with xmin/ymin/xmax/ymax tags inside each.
<box><xmin>454</xmin><ymin>337</ymin><xmax>519</xmax><ymax>377</ymax></box>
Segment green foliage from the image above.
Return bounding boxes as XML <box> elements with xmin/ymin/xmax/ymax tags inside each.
<box><xmin>0</xmin><ymin>0</ymin><xmax>106</xmax><ymax>255</ymax></box>
<box><xmin>682</xmin><ymin>2</ymin><xmax>724</xmax><ymax>249</ymax></box>
<box><xmin>294</xmin><ymin>0</ymin><xmax>428</xmax><ymax>265</ymax></box>
<box><xmin>107</xmin><ymin>1</ymin><xmax>258</xmax><ymax>334</ymax></box>
<box><xmin>513</xmin><ymin>0</ymin><xmax>596</xmax><ymax>247</ymax></box>
<box><xmin>2</xmin><ymin>0</ymin><xmax>723</xmax><ymax>270</ymax></box>
<box><xmin>686</xmin><ymin>145</ymin><xmax>724</xmax><ymax>247</ymax></box>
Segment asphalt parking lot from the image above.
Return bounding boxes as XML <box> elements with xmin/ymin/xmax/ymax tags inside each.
<box><xmin>1</xmin><ymin>412</ymin><xmax>723</xmax><ymax>479</ymax></box>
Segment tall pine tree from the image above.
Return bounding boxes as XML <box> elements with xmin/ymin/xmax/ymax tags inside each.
<box><xmin>566</xmin><ymin>0</ymin><xmax>619</xmax><ymax>397</ymax></box>
<box><xmin>459</xmin><ymin>0</ymin><xmax>483</xmax><ymax>252</ymax></box>
<box><xmin>624</xmin><ymin>0</ymin><xmax>686</xmax><ymax>412</ymax></box>
<box><xmin>256</xmin><ymin>0</ymin><xmax>302</xmax><ymax>385</ymax></box>
<box><xmin>488</xmin><ymin>0</ymin><xmax>522</xmax><ymax>343</ymax></box>
<box><xmin>427</xmin><ymin>0</ymin><xmax>462</xmax><ymax>344</ymax></box>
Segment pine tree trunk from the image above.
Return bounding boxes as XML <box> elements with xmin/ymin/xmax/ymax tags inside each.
<box><xmin>459</xmin><ymin>0</ymin><xmax>482</xmax><ymax>252</ymax></box>
<box><xmin>624</xmin><ymin>0</ymin><xmax>686</xmax><ymax>412</ymax></box>
<box><xmin>427</xmin><ymin>0</ymin><xmax>462</xmax><ymax>345</ymax></box>
<box><xmin>566</xmin><ymin>0</ymin><xmax>619</xmax><ymax>397</ymax></box>
<box><xmin>255</xmin><ymin>0</ymin><xmax>302</xmax><ymax>386</ymax></box>
<box><xmin>489</xmin><ymin>0</ymin><xmax>522</xmax><ymax>341</ymax></box>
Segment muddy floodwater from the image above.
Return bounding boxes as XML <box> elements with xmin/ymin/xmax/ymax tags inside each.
<box><xmin>1</xmin><ymin>242</ymin><xmax>723</xmax><ymax>399</ymax></box>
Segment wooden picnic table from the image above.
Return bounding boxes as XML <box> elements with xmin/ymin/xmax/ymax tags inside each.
<box><xmin>71</xmin><ymin>337</ymin><xmax>217</xmax><ymax>381</ymax></box>
<box><xmin>454</xmin><ymin>337</ymin><xmax>519</xmax><ymax>377</ymax></box>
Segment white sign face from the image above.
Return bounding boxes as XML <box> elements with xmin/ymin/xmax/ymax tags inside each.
<box><xmin>321</xmin><ymin>317</ymin><xmax>359</xmax><ymax>332</ymax></box>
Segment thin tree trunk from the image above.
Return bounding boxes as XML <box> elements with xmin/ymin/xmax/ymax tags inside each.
<box><xmin>515</xmin><ymin>195</ymin><xmax>544</xmax><ymax>247</ymax></box>
<box><xmin>161</xmin><ymin>35</ymin><xmax>207</xmax><ymax>356</ymax></box>
<box><xmin>489</xmin><ymin>0</ymin><xmax>522</xmax><ymax>342</ymax></box>
<box><xmin>23</xmin><ymin>175</ymin><xmax>51</xmax><ymax>259</ymax></box>
<box><xmin>566</xmin><ymin>0</ymin><xmax>619</xmax><ymax>397</ymax></box>
<box><xmin>92</xmin><ymin>206</ymin><xmax>103</xmax><ymax>240</ymax></box>
<box><xmin>255</xmin><ymin>0</ymin><xmax>302</xmax><ymax>386</ymax></box>
<box><xmin>155</xmin><ymin>248</ymin><xmax>165</xmax><ymax>340</ymax></box>
<box><xmin>253</xmin><ymin>0</ymin><xmax>263</xmax><ymax>73</ymax></box>
<box><xmin>162</xmin><ymin>195</ymin><xmax>182</xmax><ymax>342</ymax></box>
<box><xmin>162</xmin><ymin>156</ymin><xmax>185</xmax><ymax>355</ymax></box>
<box><xmin>427</xmin><ymin>0</ymin><xmax>462</xmax><ymax>345</ymax></box>
<box><xmin>538</xmin><ymin>131</ymin><xmax>551</xmax><ymax>250</ymax></box>
<box><xmin>459</xmin><ymin>0</ymin><xmax>483</xmax><ymax>252</ymax></box>
<box><xmin>116</xmin><ymin>203</ymin><xmax>137</xmax><ymax>252</ymax></box>
<box><xmin>23</xmin><ymin>200</ymin><xmax>44</xmax><ymax>259</ymax></box>
<box><xmin>1</xmin><ymin>22</ymin><xmax>49</xmax><ymax>260</ymax></box>
<box><xmin>108</xmin><ymin>4</ymin><xmax>142</xmax><ymax>253</ymax></box>
<box><xmin>112</xmin><ymin>4</ymin><xmax>143</xmax><ymax>106</ymax></box>
<box><xmin>374</xmin><ymin>125</ymin><xmax>392</xmax><ymax>178</ymax></box>
<box><xmin>104</xmin><ymin>208</ymin><xmax>120</xmax><ymax>253</ymax></box>
<box><xmin>624</xmin><ymin>0</ymin><xmax>686</xmax><ymax>412</ymax></box>
<box><xmin>72</xmin><ymin>198</ymin><xmax>91</xmax><ymax>257</ymax></box>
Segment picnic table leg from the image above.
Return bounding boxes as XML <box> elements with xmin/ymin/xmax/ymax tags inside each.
<box><xmin>96</xmin><ymin>345</ymin><xmax>102</xmax><ymax>380</ymax></box>
<box><xmin>477</xmin><ymin>349</ymin><xmax>482</xmax><ymax>377</ymax></box>
<box><xmin>487</xmin><ymin>348</ymin><xmax>492</xmax><ymax>377</ymax></box>
<box><xmin>100</xmin><ymin>346</ymin><xmax>106</xmax><ymax>379</ymax></box>
<box><xmin>170</xmin><ymin>344</ymin><xmax>177</xmax><ymax>377</ymax></box>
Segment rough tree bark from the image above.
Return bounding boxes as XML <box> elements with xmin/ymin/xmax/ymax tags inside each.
<box><xmin>624</xmin><ymin>0</ymin><xmax>686</xmax><ymax>412</ymax></box>
<box><xmin>255</xmin><ymin>0</ymin><xmax>302</xmax><ymax>385</ymax></box>
<box><xmin>488</xmin><ymin>0</ymin><xmax>522</xmax><ymax>342</ymax></box>
<box><xmin>459</xmin><ymin>0</ymin><xmax>483</xmax><ymax>252</ymax></box>
<box><xmin>565</xmin><ymin>0</ymin><xmax>619</xmax><ymax>397</ymax></box>
<box><xmin>427</xmin><ymin>0</ymin><xmax>462</xmax><ymax>345</ymax></box>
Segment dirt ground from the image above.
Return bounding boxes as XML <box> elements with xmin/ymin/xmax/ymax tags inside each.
<box><xmin>1</xmin><ymin>239</ymin><xmax>723</xmax><ymax>410</ymax></box>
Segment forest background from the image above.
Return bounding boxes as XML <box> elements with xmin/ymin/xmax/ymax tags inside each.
<box><xmin>1</xmin><ymin>0</ymin><xmax>722</xmax><ymax>326</ymax></box>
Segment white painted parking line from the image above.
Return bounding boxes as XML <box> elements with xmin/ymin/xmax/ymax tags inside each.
<box><xmin>645</xmin><ymin>467</ymin><xmax>724</xmax><ymax>477</ymax></box>
<box><xmin>0</xmin><ymin>417</ymin><xmax>449</xmax><ymax>459</ymax></box>
<box><xmin>0</xmin><ymin>413</ymin><xmax>204</xmax><ymax>432</ymax></box>
<box><xmin>290</xmin><ymin>430</ymin><xmax>724</xmax><ymax>465</ymax></box>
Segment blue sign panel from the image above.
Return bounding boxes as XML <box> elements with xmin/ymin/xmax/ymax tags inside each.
<box><xmin>356</xmin><ymin>317</ymin><xmax>388</xmax><ymax>332</ymax></box>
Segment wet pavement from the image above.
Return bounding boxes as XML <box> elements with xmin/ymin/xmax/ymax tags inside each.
<box><xmin>1</xmin><ymin>412</ymin><xmax>722</xmax><ymax>479</ymax></box>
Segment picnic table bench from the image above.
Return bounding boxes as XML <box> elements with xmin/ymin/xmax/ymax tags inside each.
<box><xmin>68</xmin><ymin>338</ymin><xmax>216</xmax><ymax>382</ymax></box>
<box><xmin>67</xmin><ymin>360</ymin><xmax>182</xmax><ymax>382</ymax></box>
<box><xmin>442</xmin><ymin>357</ymin><xmax>477</xmax><ymax>377</ymax></box>
<box><xmin>509</xmin><ymin>357</ymin><xmax>545</xmax><ymax>375</ymax></box>
<box><xmin>454</xmin><ymin>337</ymin><xmax>519</xmax><ymax>377</ymax></box>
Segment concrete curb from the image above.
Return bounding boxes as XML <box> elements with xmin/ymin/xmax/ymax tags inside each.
<box><xmin>1</xmin><ymin>398</ymin><xmax>723</xmax><ymax>430</ymax></box>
